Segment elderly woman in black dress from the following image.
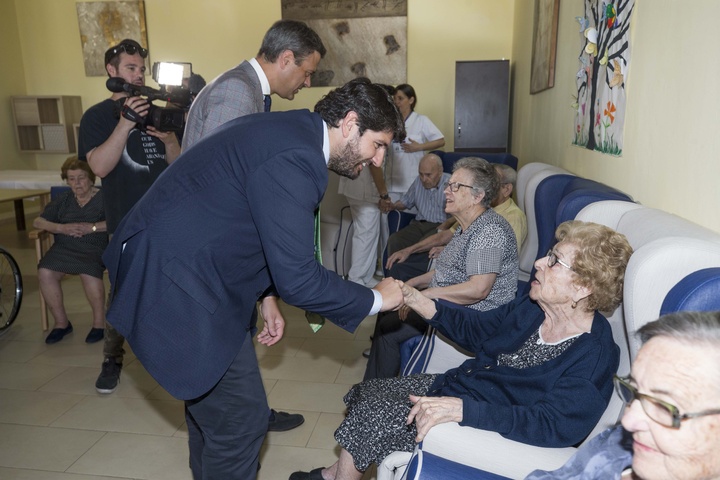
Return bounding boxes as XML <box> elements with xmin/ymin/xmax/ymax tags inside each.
<box><xmin>34</xmin><ymin>158</ymin><xmax>108</xmax><ymax>344</ymax></box>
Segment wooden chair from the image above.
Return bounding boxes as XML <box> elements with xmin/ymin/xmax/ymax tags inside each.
<box><xmin>28</xmin><ymin>186</ymin><xmax>70</xmax><ymax>331</ymax></box>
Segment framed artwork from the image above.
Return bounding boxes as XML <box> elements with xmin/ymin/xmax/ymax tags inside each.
<box><xmin>76</xmin><ymin>1</ymin><xmax>149</xmax><ymax>77</ymax></box>
<box><xmin>530</xmin><ymin>0</ymin><xmax>560</xmax><ymax>94</ymax></box>
<box><xmin>281</xmin><ymin>0</ymin><xmax>407</xmax><ymax>86</ymax></box>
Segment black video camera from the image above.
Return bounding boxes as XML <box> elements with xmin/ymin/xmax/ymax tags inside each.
<box><xmin>107</xmin><ymin>78</ymin><xmax>189</xmax><ymax>132</ymax></box>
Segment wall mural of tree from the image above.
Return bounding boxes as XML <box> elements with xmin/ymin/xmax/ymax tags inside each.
<box><xmin>572</xmin><ymin>0</ymin><xmax>635</xmax><ymax>156</ymax></box>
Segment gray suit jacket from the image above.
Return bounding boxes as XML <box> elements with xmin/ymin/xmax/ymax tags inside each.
<box><xmin>182</xmin><ymin>60</ymin><xmax>264</xmax><ymax>150</ymax></box>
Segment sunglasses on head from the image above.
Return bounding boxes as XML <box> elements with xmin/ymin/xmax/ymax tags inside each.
<box><xmin>108</xmin><ymin>43</ymin><xmax>148</xmax><ymax>59</ymax></box>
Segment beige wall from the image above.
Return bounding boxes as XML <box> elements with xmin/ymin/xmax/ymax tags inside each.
<box><xmin>2</xmin><ymin>0</ymin><xmax>513</xmax><ymax>170</ymax></box>
<box><xmin>510</xmin><ymin>0</ymin><xmax>720</xmax><ymax>232</ymax></box>
<box><xmin>4</xmin><ymin>0</ymin><xmax>718</xmax><ymax>232</ymax></box>
<box><xmin>0</xmin><ymin>0</ymin><xmax>31</xmax><ymax>169</ymax></box>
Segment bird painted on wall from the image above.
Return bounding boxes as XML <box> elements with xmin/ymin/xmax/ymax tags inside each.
<box><xmin>606</xmin><ymin>3</ymin><xmax>617</xmax><ymax>29</ymax></box>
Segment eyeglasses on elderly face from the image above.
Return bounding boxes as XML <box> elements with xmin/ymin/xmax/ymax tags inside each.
<box><xmin>546</xmin><ymin>249</ymin><xmax>573</xmax><ymax>270</ymax></box>
<box><xmin>614</xmin><ymin>375</ymin><xmax>720</xmax><ymax>429</ymax></box>
<box><xmin>443</xmin><ymin>181</ymin><xmax>477</xmax><ymax>193</ymax></box>
<box><xmin>109</xmin><ymin>43</ymin><xmax>148</xmax><ymax>59</ymax></box>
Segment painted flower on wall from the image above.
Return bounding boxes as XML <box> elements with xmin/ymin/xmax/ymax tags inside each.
<box><xmin>604</xmin><ymin>101</ymin><xmax>616</xmax><ymax>124</ymax></box>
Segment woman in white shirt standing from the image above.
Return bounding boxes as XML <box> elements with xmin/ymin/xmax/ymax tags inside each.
<box><xmin>380</xmin><ymin>84</ymin><xmax>445</xmax><ymax>253</ymax></box>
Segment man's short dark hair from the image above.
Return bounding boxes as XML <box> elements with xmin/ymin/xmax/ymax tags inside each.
<box><xmin>257</xmin><ymin>20</ymin><xmax>326</xmax><ymax>64</ymax></box>
<box><xmin>104</xmin><ymin>39</ymin><xmax>147</xmax><ymax>74</ymax></box>
<box><xmin>314</xmin><ymin>78</ymin><xmax>406</xmax><ymax>142</ymax></box>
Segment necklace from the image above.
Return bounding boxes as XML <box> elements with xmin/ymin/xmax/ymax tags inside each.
<box><xmin>76</xmin><ymin>189</ymin><xmax>97</xmax><ymax>208</ymax></box>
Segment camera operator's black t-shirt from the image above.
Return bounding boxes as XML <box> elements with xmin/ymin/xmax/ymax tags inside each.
<box><xmin>78</xmin><ymin>99</ymin><xmax>169</xmax><ymax>234</ymax></box>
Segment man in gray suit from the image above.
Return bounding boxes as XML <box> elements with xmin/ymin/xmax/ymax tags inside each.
<box><xmin>181</xmin><ymin>19</ymin><xmax>326</xmax><ymax>433</ymax></box>
<box><xmin>182</xmin><ymin>19</ymin><xmax>326</xmax><ymax>149</ymax></box>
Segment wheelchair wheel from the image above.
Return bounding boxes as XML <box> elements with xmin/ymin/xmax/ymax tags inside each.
<box><xmin>0</xmin><ymin>247</ymin><xmax>23</xmax><ymax>333</ymax></box>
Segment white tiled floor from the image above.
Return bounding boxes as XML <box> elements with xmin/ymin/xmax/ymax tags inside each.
<box><xmin>0</xmin><ymin>219</ymin><xmax>378</xmax><ymax>479</ymax></box>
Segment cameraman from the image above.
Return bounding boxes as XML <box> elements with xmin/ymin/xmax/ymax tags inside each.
<box><xmin>78</xmin><ymin>38</ymin><xmax>180</xmax><ymax>395</ymax></box>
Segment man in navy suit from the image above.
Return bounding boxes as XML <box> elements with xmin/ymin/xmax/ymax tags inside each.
<box><xmin>103</xmin><ymin>78</ymin><xmax>406</xmax><ymax>479</ymax></box>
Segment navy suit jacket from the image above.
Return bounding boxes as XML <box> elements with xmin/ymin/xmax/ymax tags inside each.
<box><xmin>104</xmin><ymin>110</ymin><xmax>375</xmax><ymax>400</ymax></box>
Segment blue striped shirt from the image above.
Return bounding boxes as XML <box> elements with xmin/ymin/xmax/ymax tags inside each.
<box><xmin>399</xmin><ymin>172</ymin><xmax>450</xmax><ymax>223</ymax></box>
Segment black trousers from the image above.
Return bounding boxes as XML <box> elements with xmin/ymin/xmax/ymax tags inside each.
<box><xmin>364</xmin><ymin>310</ymin><xmax>428</xmax><ymax>380</ymax></box>
<box><xmin>185</xmin><ymin>332</ymin><xmax>268</xmax><ymax>479</ymax></box>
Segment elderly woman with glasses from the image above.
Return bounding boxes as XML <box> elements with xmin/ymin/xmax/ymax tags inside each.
<box><xmin>290</xmin><ymin>220</ymin><xmax>633</xmax><ymax>480</ymax></box>
<box><xmin>365</xmin><ymin>156</ymin><xmax>518</xmax><ymax>380</ymax></box>
<box><xmin>526</xmin><ymin>310</ymin><xmax>720</xmax><ymax>480</ymax></box>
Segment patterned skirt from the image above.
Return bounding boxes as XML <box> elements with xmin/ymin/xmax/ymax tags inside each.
<box><xmin>334</xmin><ymin>373</ymin><xmax>438</xmax><ymax>471</ymax></box>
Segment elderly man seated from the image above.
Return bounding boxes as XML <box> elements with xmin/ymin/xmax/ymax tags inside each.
<box><xmin>380</xmin><ymin>152</ymin><xmax>450</xmax><ymax>265</ymax></box>
<box><xmin>386</xmin><ymin>163</ymin><xmax>526</xmax><ymax>282</ymax></box>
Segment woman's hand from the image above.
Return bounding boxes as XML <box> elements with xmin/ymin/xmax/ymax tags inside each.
<box><xmin>407</xmin><ymin>395</ymin><xmax>463</xmax><ymax>442</ymax></box>
<box><xmin>386</xmin><ymin>247</ymin><xmax>411</xmax><ymax>269</ymax></box>
<box><xmin>428</xmin><ymin>246</ymin><xmax>445</xmax><ymax>259</ymax></box>
<box><xmin>400</xmin><ymin>281</ymin><xmax>437</xmax><ymax>319</ymax></box>
<box><xmin>60</xmin><ymin>223</ymin><xmax>91</xmax><ymax>238</ymax></box>
<box><xmin>400</xmin><ymin>139</ymin><xmax>422</xmax><ymax>153</ymax></box>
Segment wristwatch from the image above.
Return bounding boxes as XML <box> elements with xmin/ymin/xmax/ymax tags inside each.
<box><xmin>92</xmin><ymin>224</ymin><xmax>97</xmax><ymax>232</ymax></box>
<box><xmin>380</xmin><ymin>193</ymin><xmax>390</xmax><ymax>200</ymax></box>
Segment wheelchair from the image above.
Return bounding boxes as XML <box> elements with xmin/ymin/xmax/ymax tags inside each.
<box><xmin>0</xmin><ymin>246</ymin><xmax>22</xmax><ymax>334</ymax></box>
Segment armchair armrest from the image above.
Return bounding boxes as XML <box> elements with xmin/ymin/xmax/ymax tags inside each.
<box><xmin>28</xmin><ymin>228</ymin><xmax>53</xmax><ymax>331</ymax></box>
<box><xmin>378</xmin><ymin>423</ymin><xmax>577</xmax><ymax>480</ymax></box>
<box><xmin>421</xmin><ymin>423</ymin><xmax>575</xmax><ymax>478</ymax></box>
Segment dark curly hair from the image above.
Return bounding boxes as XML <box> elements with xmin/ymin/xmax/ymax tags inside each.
<box><xmin>314</xmin><ymin>78</ymin><xmax>406</xmax><ymax>142</ymax></box>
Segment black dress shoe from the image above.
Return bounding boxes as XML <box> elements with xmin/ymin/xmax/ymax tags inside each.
<box><xmin>85</xmin><ymin>327</ymin><xmax>104</xmax><ymax>343</ymax></box>
<box><xmin>289</xmin><ymin>467</ymin><xmax>324</xmax><ymax>480</ymax></box>
<box><xmin>268</xmin><ymin>409</ymin><xmax>305</xmax><ymax>431</ymax></box>
<box><xmin>45</xmin><ymin>322</ymin><xmax>73</xmax><ymax>344</ymax></box>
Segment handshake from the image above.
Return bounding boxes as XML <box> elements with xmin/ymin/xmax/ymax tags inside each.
<box><xmin>373</xmin><ymin>278</ymin><xmax>437</xmax><ymax>319</ymax></box>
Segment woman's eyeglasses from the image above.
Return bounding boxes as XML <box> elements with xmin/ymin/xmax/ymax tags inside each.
<box><xmin>614</xmin><ymin>375</ymin><xmax>720</xmax><ymax>429</ymax></box>
<box><xmin>108</xmin><ymin>43</ymin><xmax>148</xmax><ymax>59</ymax></box>
<box><xmin>546</xmin><ymin>249</ymin><xmax>573</xmax><ymax>270</ymax></box>
<box><xmin>443</xmin><ymin>181</ymin><xmax>476</xmax><ymax>193</ymax></box>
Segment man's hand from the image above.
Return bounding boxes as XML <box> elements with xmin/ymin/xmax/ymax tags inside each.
<box><xmin>385</xmin><ymin>248</ymin><xmax>411</xmax><ymax>269</ymax></box>
<box><xmin>378</xmin><ymin>197</ymin><xmax>394</xmax><ymax>213</ymax></box>
<box><xmin>146</xmin><ymin>126</ymin><xmax>178</xmax><ymax>144</ymax></box>
<box><xmin>256</xmin><ymin>296</ymin><xmax>285</xmax><ymax>346</ymax></box>
<box><xmin>407</xmin><ymin>395</ymin><xmax>463</xmax><ymax>442</ymax></box>
<box><xmin>375</xmin><ymin>277</ymin><xmax>404</xmax><ymax>312</ymax></box>
<box><xmin>120</xmin><ymin>96</ymin><xmax>150</xmax><ymax>127</ymax></box>
<box><xmin>145</xmin><ymin>126</ymin><xmax>181</xmax><ymax>163</ymax></box>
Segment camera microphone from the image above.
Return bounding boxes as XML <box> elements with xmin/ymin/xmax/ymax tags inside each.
<box><xmin>106</xmin><ymin>77</ymin><xmax>143</xmax><ymax>96</ymax></box>
<box><xmin>106</xmin><ymin>77</ymin><xmax>192</xmax><ymax>106</ymax></box>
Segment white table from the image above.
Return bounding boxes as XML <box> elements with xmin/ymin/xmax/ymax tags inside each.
<box><xmin>0</xmin><ymin>170</ymin><xmax>70</xmax><ymax>189</ymax></box>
